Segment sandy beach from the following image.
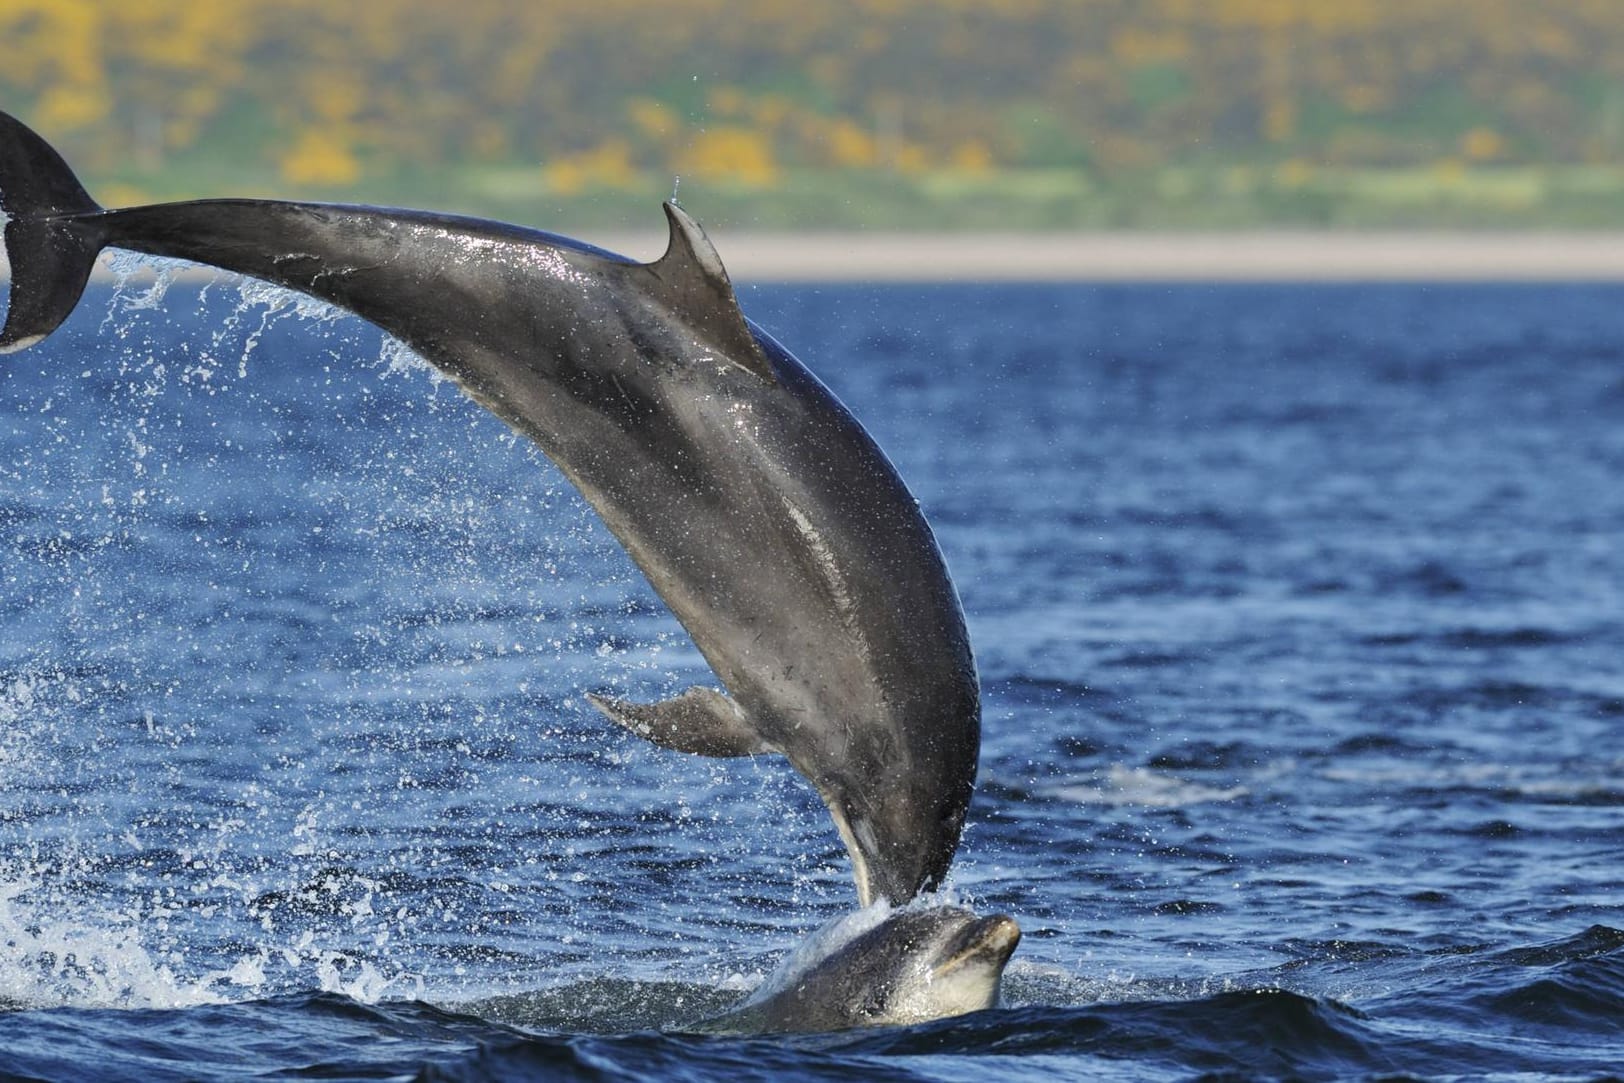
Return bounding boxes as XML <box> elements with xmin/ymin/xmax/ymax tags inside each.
<box><xmin>6</xmin><ymin>232</ymin><xmax>1624</xmax><ymax>284</ymax></box>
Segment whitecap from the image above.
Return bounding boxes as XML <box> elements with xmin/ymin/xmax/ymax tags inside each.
<box><xmin>1044</xmin><ymin>764</ymin><xmax>1248</xmax><ymax>807</ymax></box>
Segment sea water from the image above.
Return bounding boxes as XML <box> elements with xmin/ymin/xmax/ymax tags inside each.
<box><xmin>0</xmin><ymin>278</ymin><xmax>1620</xmax><ymax>1080</ymax></box>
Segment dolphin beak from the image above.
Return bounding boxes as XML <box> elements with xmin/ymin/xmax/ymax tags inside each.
<box><xmin>832</xmin><ymin>804</ymin><xmax>962</xmax><ymax>907</ymax></box>
<box><xmin>822</xmin><ymin>781</ymin><xmax>966</xmax><ymax>906</ymax></box>
<box><xmin>931</xmin><ymin>914</ymin><xmax>1022</xmax><ymax>980</ymax></box>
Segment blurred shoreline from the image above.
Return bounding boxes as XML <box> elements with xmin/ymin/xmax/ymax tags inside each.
<box><xmin>7</xmin><ymin>232</ymin><xmax>1624</xmax><ymax>284</ymax></box>
<box><xmin>634</xmin><ymin>231</ymin><xmax>1624</xmax><ymax>282</ymax></box>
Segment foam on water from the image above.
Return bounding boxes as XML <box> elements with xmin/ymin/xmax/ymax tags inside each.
<box><xmin>1044</xmin><ymin>765</ymin><xmax>1249</xmax><ymax>807</ymax></box>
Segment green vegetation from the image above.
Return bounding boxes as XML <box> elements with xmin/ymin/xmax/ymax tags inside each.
<box><xmin>6</xmin><ymin>0</ymin><xmax>1624</xmax><ymax>230</ymax></box>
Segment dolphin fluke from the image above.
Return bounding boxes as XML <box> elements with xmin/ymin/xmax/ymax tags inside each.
<box><xmin>0</xmin><ymin>111</ymin><xmax>99</xmax><ymax>218</ymax></box>
<box><xmin>0</xmin><ymin>112</ymin><xmax>110</xmax><ymax>354</ymax></box>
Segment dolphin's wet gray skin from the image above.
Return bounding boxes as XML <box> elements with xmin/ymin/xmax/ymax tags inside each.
<box><xmin>0</xmin><ymin>110</ymin><xmax>979</xmax><ymax>907</ymax></box>
<box><xmin>698</xmin><ymin>904</ymin><xmax>1022</xmax><ymax>1033</ymax></box>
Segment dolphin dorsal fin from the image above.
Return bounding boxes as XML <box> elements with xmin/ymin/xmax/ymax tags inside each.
<box><xmin>641</xmin><ymin>202</ymin><xmax>775</xmax><ymax>383</ymax></box>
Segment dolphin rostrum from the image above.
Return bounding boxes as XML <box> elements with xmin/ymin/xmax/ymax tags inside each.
<box><xmin>0</xmin><ymin>110</ymin><xmax>980</xmax><ymax>907</ymax></box>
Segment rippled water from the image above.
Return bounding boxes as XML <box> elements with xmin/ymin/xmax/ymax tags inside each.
<box><xmin>2</xmin><ymin>278</ymin><xmax>1621</xmax><ymax>1080</ymax></box>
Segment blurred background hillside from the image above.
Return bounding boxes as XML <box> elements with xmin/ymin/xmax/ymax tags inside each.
<box><xmin>4</xmin><ymin>0</ymin><xmax>1624</xmax><ymax>231</ymax></box>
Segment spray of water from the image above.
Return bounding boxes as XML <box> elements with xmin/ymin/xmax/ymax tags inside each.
<box><xmin>1</xmin><ymin>253</ymin><xmax>821</xmax><ymax>1017</ymax></box>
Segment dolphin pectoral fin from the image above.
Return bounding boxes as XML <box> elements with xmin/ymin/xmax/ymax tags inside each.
<box><xmin>587</xmin><ymin>686</ymin><xmax>774</xmax><ymax>758</ymax></box>
<box><xmin>636</xmin><ymin>202</ymin><xmax>776</xmax><ymax>384</ymax></box>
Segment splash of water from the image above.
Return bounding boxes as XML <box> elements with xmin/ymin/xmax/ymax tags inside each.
<box><xmin>100</xmin><ymin>250</ymin><xmax>186</xmax><ymax>322</ymax></box>
<box><xmin>0</xmin><ymin>870</ymin><xmax>426</xmax><ymax>1010</ymax></box>
<box><xmin>0</xmin><ymin>876</ymin><xmax>226</xmax><ymax>1010</ymax></box>
<box><xmin>377</xmin><ymin>335</ymin><xmax>443</xmax><ymax>383</ymax></box>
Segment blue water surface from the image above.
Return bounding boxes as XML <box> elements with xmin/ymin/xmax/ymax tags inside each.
<box><xmin>1</xmin><ymin>275</ymin><xmax>1621</xmax><ymax>1080</ymax></box>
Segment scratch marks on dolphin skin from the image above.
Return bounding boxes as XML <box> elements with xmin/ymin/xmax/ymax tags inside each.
<box><xmin>782</xmin><ymin>500</ymin><xmax>862</xmax><ymax>637</ymax></box>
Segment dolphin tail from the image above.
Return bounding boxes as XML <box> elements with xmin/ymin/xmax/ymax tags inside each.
<box><xmin>0</xmin><ymin>110</ymin><xmax>108</xmax><ymax>354</ymax></box>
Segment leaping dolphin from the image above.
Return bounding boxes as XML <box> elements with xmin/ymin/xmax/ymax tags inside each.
<box><xmin>0</xmin><ymin>110</ymin><xmax>980</xmax><ymax>908</ymax></box>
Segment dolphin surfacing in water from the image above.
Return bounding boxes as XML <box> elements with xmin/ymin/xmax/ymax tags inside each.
<box><xmin>0</xmin><ymin>110</ymin><xmax>979</xmax><ymax>908</ymax></box>
<box><xmin>699</xmin><ymin>904</ymin><xmax>1021</xmax><ymax>1034</ymax></box>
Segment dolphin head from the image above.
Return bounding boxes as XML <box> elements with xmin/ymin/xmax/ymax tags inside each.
<box><xmin>827</xmin><ymin>757</ymin><xmax>975</xmax><ymax>907</ymax></box>
<box><xmin>805</xmin><ymin>670</ymin><xmax>981</xmax><ymax>908</ymax></box>
<box><xmin>842</xmin><ymin>906</ymin><xmax>1021</xmax><ymax>1028</ymax></box>
<box><xmin>899</xmin><ymin>907</ymin><xmax>1023</xmax><ymax>1022</ymax></box>
<box><xmin>703</xmin><ymin>904</ymin><xmax>1021</xmax><ymax>1033</ymax></box>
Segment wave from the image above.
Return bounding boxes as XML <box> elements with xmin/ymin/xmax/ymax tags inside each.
<box><xmin>464</xmin><ymin>977</ymin><xmax>742</xmax><ymax>1035</ymax></box>
<box><xmin>1319</xmin><ymin>759</ymin><xmax>1624</xmax><ymax>805</ymax></box>
<box><xmin>3</xmin><ymin>930</ymin><xmax>1621</xmax><ymax>1082</ymax></box>
<box><xmin>424</xmin><ymin>979</ymin><xmax>1624</xmax><ymax>1081</ymax></box>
